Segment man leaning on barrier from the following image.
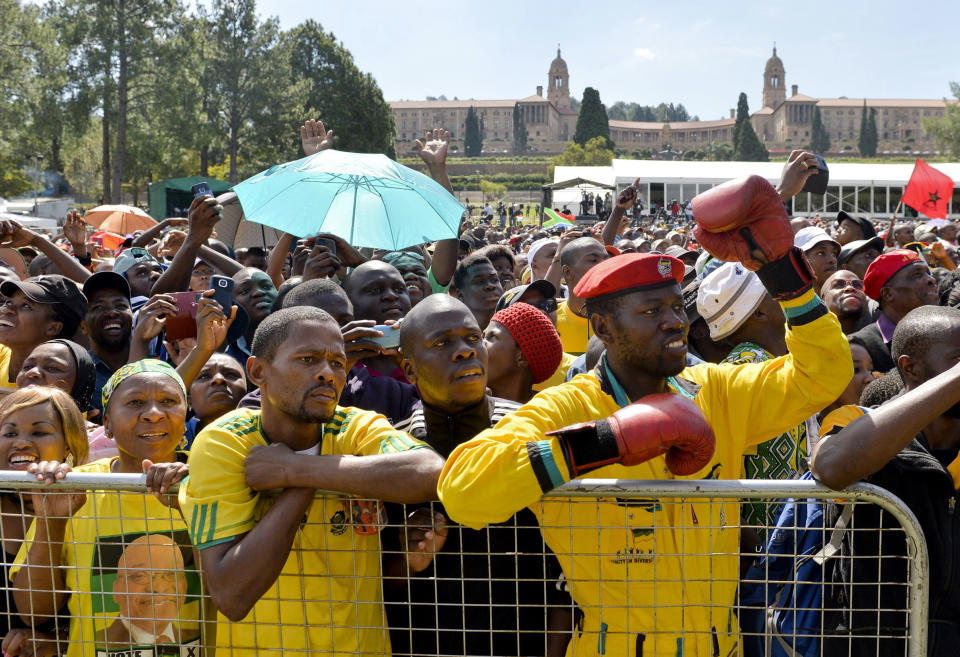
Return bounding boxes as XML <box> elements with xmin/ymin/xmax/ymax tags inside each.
<box><xmin>437</xmin><ymin>175</ymin><xmax>852</xmax><ymax>656</ymax></box>
<box><xmin>178</xmin><ymin>306</ymin><xmax>445</xmax><ymax>656</ymax></box>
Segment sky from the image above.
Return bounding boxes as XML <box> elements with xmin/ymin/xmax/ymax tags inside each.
<box><xmin>264</xmin><ymin>0</ymin><xmax>959</xmax><ymax>121</ymax></box>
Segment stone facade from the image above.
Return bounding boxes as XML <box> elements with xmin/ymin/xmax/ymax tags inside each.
<box><xmin>750</xmin><ymin>47</ymin><xmax>948</xmax><ymax>153</ymax></box>
<box><xmin>389</xmin><ymin>49</ymin><xmax>577</xmax><ymax>156</ymax></box>
<box><xmin>389</xmin><ymin>47</ymin><xmax>950</xmax><ymax>157</ymax></box>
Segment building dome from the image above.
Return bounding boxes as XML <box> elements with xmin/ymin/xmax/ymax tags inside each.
<box><xmin>762</xmin><ymin>45</ymin><xmax>786</xmax><ymax>109</ymax></box>
<box><xmin>549</xmin><ymin>48</ymin><xmax>568</xmax><ymax>75</ymax></box>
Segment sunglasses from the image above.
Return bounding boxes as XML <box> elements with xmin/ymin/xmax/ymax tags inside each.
<box><xmin>529</xmin><ymin>297</ymin><xmax>558</xmax><ymax>314</ymax></box>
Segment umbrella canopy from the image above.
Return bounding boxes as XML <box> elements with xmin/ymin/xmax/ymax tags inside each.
<box><xmin>233</xmin><ymin>149</ymin><xmax>464</xmax><ymax>251</ymax></box>
<box><xmin>214</xmin><ymin>192</ymin><xmax>285</xmax><ymax>249</ymax></box>
<box><xmin>84</xmin><ymin>205</ymin><xmax>157</xmax><ymax>233</ymax></box>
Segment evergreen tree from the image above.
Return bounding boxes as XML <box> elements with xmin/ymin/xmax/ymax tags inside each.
<box><xmin>573</xmin><ymin>87</ymin><xmax>613</xmax><ymax>149</ymax></box>
<box><xmin>863</xmin><ymin>107</ymin><xmax>879</xmax><ymax>157</ymax></box>
<box><xmin>857</xmin><ymin>102</ymin><xmax>872</xmax><ymax>157</ymax></box>
<box><xmin>464</xmin><ymin>107</ymin><xmax>482</xmax><ymax>157</ymax></box>
<box><xmin>511</xmin><ymin>103</ymin><xmax>527</xmax><ymax>155</ymax></box>
<box><xmin>732</xmin><ymin>92</ymin><xmax>768</xmax><ymax>161</ymax></box>
<box><xmin>810</xmin><ymin>106</ymin><xmax>831</xmax><ymax>153</ymax></box>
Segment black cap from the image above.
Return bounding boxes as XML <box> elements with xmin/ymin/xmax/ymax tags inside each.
<box><xmin>82</xmin><ymin>271</ymin><xmax>131</xmax><ymax>302</ymax></box>
<box><xmin>0</xmin><ymin>275</ymin><xmax>87</xmax><ymax>337</ymax></box>
<box><xmin>495</xmin><ymin>279</ymin><xmax>557</xmax><ymax>312</ymax></box>
<box><xmin>838</xmin><ymin>236</ymin><xmax>885</xmax><ymax>265</ymax></box>
<box><xmin>836</xmin><ymin>211</ymin><xmax>877</xmax><ymax>239</ymax></box>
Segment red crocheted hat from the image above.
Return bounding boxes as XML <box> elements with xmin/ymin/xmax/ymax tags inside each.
<box><xmin>489</xmin><ymin>302</ymin><xmax>563</xmax><ymax>384</ymax></box>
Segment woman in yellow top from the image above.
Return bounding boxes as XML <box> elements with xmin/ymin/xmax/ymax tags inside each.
<box><xmin>12</xmin><ymin>360</ymin><xmax>199</xmax><ymax>657</ymax></box>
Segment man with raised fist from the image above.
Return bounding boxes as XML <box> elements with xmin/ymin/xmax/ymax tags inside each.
<box><xmin>437</xmin><ymin>174</ymin><xmax>851</xmax><ymax>657</ymax></box>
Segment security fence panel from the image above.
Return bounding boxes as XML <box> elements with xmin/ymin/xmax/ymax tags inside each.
<box><xmin>0</xmin><ymin>473</ymin><xmax>927</xmax><ymax>657</ymax></box>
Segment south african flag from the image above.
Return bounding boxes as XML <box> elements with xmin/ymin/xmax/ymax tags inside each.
<box><xmin>543</xmin><ymin>208</ymin><xmax>576</xmax><ymax>228</ymax></box>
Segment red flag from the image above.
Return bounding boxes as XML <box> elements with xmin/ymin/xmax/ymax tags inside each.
<box><xmin>902</xmin><ymin>159</ymin><xmax>954</xmax><ymax>219</ymax></box>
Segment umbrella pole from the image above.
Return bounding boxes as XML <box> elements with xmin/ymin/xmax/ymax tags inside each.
<box><xmin>349</xmin><ymin>179</ymin><xmax>359</xmax><ymax>247</ymax></box>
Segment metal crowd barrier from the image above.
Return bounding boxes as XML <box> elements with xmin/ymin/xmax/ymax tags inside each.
<box><xmin>0</xmin><ymin>473</ymin><xmax>928</xmax><ymax>657</ymax></box>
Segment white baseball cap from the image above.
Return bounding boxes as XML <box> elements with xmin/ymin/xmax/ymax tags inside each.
<box><xmin>696</xmin><ymin>261</ymin><xmax>768</xmax><ymax>340</ymax></box>
<box><xmin>794</xmin><ymin>226</ymin><xmax>840</xmax><ymax>253</ymax></box>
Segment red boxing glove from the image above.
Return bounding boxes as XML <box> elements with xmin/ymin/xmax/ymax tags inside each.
<box><xmin>692</xmin><ymin>174</ymin><xmax>814</xmax><ymax>299</ymax></box>
<box><xmin>549</xmin><ymin>393</ymin><xmax>716</xmax><ymax>478</ymax></box>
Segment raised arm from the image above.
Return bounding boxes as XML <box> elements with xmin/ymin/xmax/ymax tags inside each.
<box><xmin>415</xmin><ymin>128</ymin><xmax>458</xmax><ymax>286</ymax></box>
<box><xmin>175</xmin><ymin>291</ymin><xmax>237</xmax><ymax>388</ymax></box>
<box><xmin>267</xmin><ymin>233</ymin><xmax>295</xmax><ymax>288</ymax></box>
<box><xmin>813</xmin><ymin>360</ymin><xmax>960</xmax><ymax>490</ymax></box>
<box><xmin>775</xmin><ymin>150</ymin><xmax>819</xmax><ymax>203</ymax></box>
<box><xmin>197</xmin><ymin>244</ymin><xmax>243</xmax><ymax>277</ymax></box>
<box><xmin>0</xmin><ymin>220</ymin><xmax>91</xmax><ymax>283</ymax></box>
<box><xmin>603</xmin><ymin>179</ymin><xmax>640</xmax><ymax>246</ymax></box>
<box><xmin>132</xmin><ymin>218</ymin><xmax>187</xmax><ymax>249</ymax></box>
<box><xmin>151</xmin><ymin>195</ymin><xmax>221</xmax><ymax>294</ymax></box>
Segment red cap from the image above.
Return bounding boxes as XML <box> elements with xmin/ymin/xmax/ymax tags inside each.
<box><xmin>863</xmin><ymin>249</ymin><xmax>924</xmax><ymax>300</ymax></box>
<box><xmin>490</xmin><ymin>303</ymin><xmax>563</xmax><ymax>384</ymax></box>
<box><xmin>573</xmin><ymin>253</ymin><xmax>685</xmax><ymax>303</ymax></box>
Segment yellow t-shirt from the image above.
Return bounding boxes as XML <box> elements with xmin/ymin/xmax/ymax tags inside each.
<box><xmin>438</xmin><ymin>289</ymin><xmax>852</xmax><ymax>657</ymax></box>
<box><xmin>532</xmin><ymin>351</ymin><xmax>578</xmax><ymax>392</ymax></box>
<box><xmin>13</xmin><ymin>458</ymin><xmax>202</xmax><ymax>657</ymax></box>
<box><xmin>179</xmin><ymin>407</ymin><xmax>428</xmax><ymax>657</ymax></box>
<box><xmin>555</xmin><ymin>300</ymin><xmax>591</xmax><ymax>355</ymax></box>
<box><xmin>0</xmin><ymin>343</ymin><xmax>15</xmax><ymax>390</ymax></box>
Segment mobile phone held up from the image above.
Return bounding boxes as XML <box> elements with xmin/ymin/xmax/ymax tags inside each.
<box><xmin>368</xmin><ymin>324</ymin><xmax>400</xmax><ymax>350</ymax></box>
<box><xmin>164</xmin><ymin>292</ymin><xmax>200</xmax><ymax>341</ymax></box>
<box><xmin>209</xmin><ymin>275</ymin><xmax>234</xmax><ymax>315</ymax></box>
<box><xmin>802</xmin><ymin>155</ymin><xmax>829</xmax><ymax>195</ymax></box>
<box><xmin>191</xmin><ymin>182</ymin><xmax>213</xmax><ymax>199</ymax></box>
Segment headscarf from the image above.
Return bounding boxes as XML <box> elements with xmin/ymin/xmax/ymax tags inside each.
<box><xmin>47</xmin><ymin>339</ymin><xmax>97</xmax><ymax>413</ymax></box>
<box><xmin>101</xmin><ymin>359</ymin><xmax>186</xmax><ymax>413</ymax></box>
<box><xmin>381</xmin><ymin>251</ymin><xmax>426</xmax><ymax>272</ymax></box>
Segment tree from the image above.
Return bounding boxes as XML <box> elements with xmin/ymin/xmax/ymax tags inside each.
<box><xmin>512</xmin><ymin>103</ymin><xmax>527</xmax><ymax>155</ymax></box>
<box><xmin>286</xmin><ymin>20</ymin><xmax>395</xmax><ymax>158</ymax></box>
<box><xmin>465</xmin><ymin>107</ymin><xmax>482</xmax><ymax>157</ymax></box>
<box><xmin>857</xmin><ymin>102</ymin><xmax>878</xmax><ymax>157</ymax></box>
<box><xmin>479</xmin><ymin>179</ymin><xmax>506</xmax><ymax>201</ymax></box>
<box><xmin>203</xmin><ymin>0</ymin><xmax>303</xmax><ymax>183</ymax></box>
<box><xmin>573</xmin><ymin>87</ymin><xmax>613</xmax><ymax>149</ymax></box>
<box><xmin>926</xmin><ymin>82</ymin><xmax>960</xmax><ymax>157</ymax></box>
<box><xmin>732</xmin><ymin>92</ymin><xmax>768</xmax><ymax>161</ymax></box>
<box><xmin>549</xmin><ymin>136</ymin><xmax>614</xmax><ymax>176</ymax></box>
<box><xmin>810</xmin><ymin>106</ymin><xmax>831</xmax><ymax>153</ymax></box>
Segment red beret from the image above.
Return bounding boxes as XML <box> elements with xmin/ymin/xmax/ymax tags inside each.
<box><xmin>863</xmin><ymin>249</ymin><xmax>924</xmax><ymax>300</ymax></box>
<box><xmin>574</xmin><ymin>253</ymin><xmax>685</xmax><ymax>303</ymax></box>
<box><xmin>490</xmin><ymin>302</ymin><xmax>563</xmax><ymax>384</ymax></box>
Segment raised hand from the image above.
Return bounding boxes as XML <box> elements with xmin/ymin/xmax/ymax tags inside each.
<box><xmin>63</xmin><ymin>210</ymin><xmax>88</xmax><ymax>249</ymax></box>
<box><xmin>0</xmin><ymin>219</ymin><xmax>38</xmax><ymax>248</ymax></box>
<box><xmin>133</xmin><ymin>293</ymin><xmax>178</xmax><ymax>342</ymax></box>
<box><xmin>414</xmin><ymin>128</ymin><xmax>451</xmax><ymax>171</ymax></box>
<box><xmin>301</xmin><ymin>119</ymin><xmax>335</xmax><ymax>156</ymax></box>
<box><xmin>776</xmin><ymin>150</ymin><xmax>819</xmax><ymax>202</ymax></box>
<box><xmin>313</xmin><ymin>233</ymin><xmax>366</xmax><ymax>268</ymax></box>
<box><xmin>195</xmin><ymin>289</ymin><xmax>237</xmax><ymax>353</ymax></box>
<box><xmin>617</xmin><ymin>177</ymin><xmax>642</xmax><ymax>210</ymax></box>
<box><xmin>187</xmin><ymin>195</ymin><xmax>222</xmax><ymax>246</ymax></box>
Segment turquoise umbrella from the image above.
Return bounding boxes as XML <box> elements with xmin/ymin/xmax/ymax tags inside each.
<box><xmin>233</xmin><ymin>149</ymin><xmax>465</xmax><ymax>250</ymax></box>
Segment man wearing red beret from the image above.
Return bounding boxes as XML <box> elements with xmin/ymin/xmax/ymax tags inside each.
<box><xmin>437</xmin><ymin>174</ymin><xmax>852</xmax><ymax>656</ymax></box>
<box><xmin>850</xmin><ymin>249</ymin><xmax>938</xmax><ymax>373</ymax></box>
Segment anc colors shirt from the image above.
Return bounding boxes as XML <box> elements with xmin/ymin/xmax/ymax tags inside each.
<box><xmin>179</xmin><ymin>407</ymin><xmax>428</xmax><ymax>657</ymax></box>
<box><xmin>555</xmin><ymin>300</ymin><xmax>592</xmax><ymax>356</ymax></box>
<box><xmin>438</xmin><ymin>288</ymin><xmax>851</xmax><ymax>657</ymax></box>
<box><xmin>12</xmin><ymin>458</ymin><xmax>202</xmax><ymax>657</ymax></box>
<box><xmin>722</xmin><ymin>341</ymin><xmax>810</xmax><ymax>532</ymax></box>
<box><xmin>0</xmin><ymin>343</ymin><xmax>15</xmax><ymax>391</ymax></box>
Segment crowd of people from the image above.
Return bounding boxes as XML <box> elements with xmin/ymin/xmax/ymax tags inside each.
<box><xmin>0</xmin><ymin>122</ymin><xmax>955</xmax><ymax>656</ymax></box>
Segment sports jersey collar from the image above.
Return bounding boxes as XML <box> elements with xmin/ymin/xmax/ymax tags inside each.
<box><xmin>598</xmin><ymin>354</ymin><xmax>700</xmax><ymax>408</ymax></box>
<box><xmin>420</xmin><ymin>396</ymin><xmax>492</xmax><ymax>458</ymax></box>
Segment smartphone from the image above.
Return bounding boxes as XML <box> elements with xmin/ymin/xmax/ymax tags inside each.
<box><xmin>802</xmin><ymin>155</ymin><xmax>829</xmax><ymax>195</ymax></box>
<box><xmin>209</xmin><ymin>275</ymin><xmax>234</xmax><ymax>314</ymax></box>
<box><xmin>191</xmin><ymin>182</ymin><xmax>213</xmax><ymax>199</ymax></box>
<box><xmin>368</xmin><ymin>324</ymin><xmax>399</xmax><ymax>350</ymax></box>
<box><xmin>315</xmin><ymin>237</ymin><xmax>337</xmax><ymax>256</ymax></box>
<box><xmin>165</xmin><ymin>291</ymin><xmax>199</xmax><ymax>341</ymax></box>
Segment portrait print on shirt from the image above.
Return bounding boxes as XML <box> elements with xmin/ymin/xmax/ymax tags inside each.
<box><xmin>90</xmin><ymin>530</ymin><xmax>201</xmax><ymax>657</ymax></box>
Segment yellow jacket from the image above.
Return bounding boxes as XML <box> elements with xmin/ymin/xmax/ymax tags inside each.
<box><xmin>438</xmin><ymin>288</ymin><xmax>851</xmax><ymax>657</ymax></box>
